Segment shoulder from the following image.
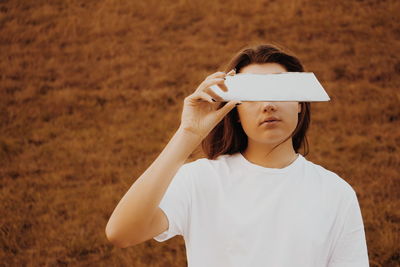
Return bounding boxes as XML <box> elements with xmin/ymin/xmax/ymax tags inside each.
<box><xmin>180</xmin><ymin>154</ymin><xmax>235</xmax><ymax>184</ymax></box>
<box><xmin>302</xmin><ymin>157</ymin><xmax>357</xmax><ymax>198</ymax></box>
<box><xmin>181</xmin><ymin>157</ymin><xmax>210</xmax><ymax>171</ymax></box>
<box><xmin>177</xmin><ymin>157</ymin><xmax>213</xmax><ymax>180</ymax></box>
<box><xmin>183</xmin><ymin>154</ymin><xmax>232</xmax><ymax>170</ymax></box>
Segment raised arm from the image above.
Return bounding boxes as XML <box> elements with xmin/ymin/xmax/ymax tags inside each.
<box><xmin>105</xmin><ymin>70</ymin><xmax>239</xmax><ymax>248</ymax></box>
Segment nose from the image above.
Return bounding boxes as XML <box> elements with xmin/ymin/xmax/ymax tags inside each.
<box><xmin>262</xmin><ymin>102</ymin><xmax>277</xmax><ymax>113</ymax></box>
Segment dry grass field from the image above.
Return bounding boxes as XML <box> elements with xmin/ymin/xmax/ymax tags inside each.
<box><xmin>1</xmin><ymin>0</ymin><xmax>399</xmax><ymax>266</ymax></box>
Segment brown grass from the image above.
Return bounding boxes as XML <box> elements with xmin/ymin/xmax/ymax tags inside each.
<box><xmin>1</xmin><ymin>0</ymin><xmax>399</xmax><ymax>266</ymax></box>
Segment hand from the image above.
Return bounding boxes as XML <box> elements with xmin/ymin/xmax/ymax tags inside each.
<box><xmin>179</xmin><ymin>69</ymin><xmax>241</xmax><ymax>139</ymax></box>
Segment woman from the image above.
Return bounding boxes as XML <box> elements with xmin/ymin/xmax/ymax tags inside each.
<box><xmin>105</xmin><ymin>44</ymin><xmax>369</xmax><ymax>267</ymax></box>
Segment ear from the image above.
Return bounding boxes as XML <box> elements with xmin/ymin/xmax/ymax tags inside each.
<box><xmin>298</xmin><ymin>102</ymin><xmax>302</xmax><ymax>113</ymax></box>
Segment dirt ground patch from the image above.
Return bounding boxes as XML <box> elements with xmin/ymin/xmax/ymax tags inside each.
<box><xmin>1</xmin><ymin>0</ymin><xmax>399</xmax><ymax>266</ymax></box>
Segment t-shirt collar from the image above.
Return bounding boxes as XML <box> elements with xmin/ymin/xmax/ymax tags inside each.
<box><xmin>234</xmin><ymin>152</ymin><xmax>304</xmax><ymax>174</ymax></box>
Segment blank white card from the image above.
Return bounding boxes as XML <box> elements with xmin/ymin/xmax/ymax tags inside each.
<box><xmin>209</xmin><ymin>72</ymin><xmax>330</xmax><ymax>102</ymax></box>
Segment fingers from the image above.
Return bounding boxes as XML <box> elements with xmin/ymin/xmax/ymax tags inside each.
<box><xmin>196</xmin><ymin>78</ymin><xmax>225</xmax><ymax>94</ymax></box>
<box><xmin>217</xmin><ymin>79</ymin><xmax>228</xmax><ymax>92</ymax></box>
<box><xmin>226</xmin><ymin>69</ymin><xmax>236</xmax><ymax>76</ymax></box>
<box><xmin>206</xmin><ymin>69</ymin><xmax>235</xmax><ymax>80</ymax></box>
<box><xmin>188</xmin><ymin>91</ymin><xmax>215</xmax><ymax>103</ymax></box>
<box><xmin>200</xmin><ymin>77</ymin><xmax>225</xmax><ymax>89</ymax></box>
<box><xmin>215</xmin><ymin>100</ymin><xmax>242</xmax><ymax>119</ymax></box>
<box><xmin>189</xmin><ymin>77</ymin><xmax>226</xmax><ymax>103</ymax></box>
<box><xmin>191</xmin><ymin>69</ymin><xmax>237</xmax><ymax>102</ymax></box>
<box><xmin>207</xmin><ymin>69</ymin><xmax>236</xmax><ymax>92</ymax></box>
<box><xmin>204</xmin><ymin>87</ymin><xmax>224</xmax><ymax>102</ymax></box>
<box><xmin>206</xmin><ymin>71</ymin><xmax>226</xmax><ymax>80</ymax></box>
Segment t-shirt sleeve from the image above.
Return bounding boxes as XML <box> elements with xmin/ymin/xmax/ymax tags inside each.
<box><xmin>153</xmin><ymin>164</ymin><xmax>192</xmax><ymax>242</ymax></box>
<box><xmin>328</xmin><ymin>190</ymin><xmax>370</xmax><ymax>267</ymax></box>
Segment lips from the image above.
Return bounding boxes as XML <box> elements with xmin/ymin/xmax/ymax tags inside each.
<box><xmin>260</xmin><ymin>116</ymin><xmax>281</xmax><ymax>125</ymax></box>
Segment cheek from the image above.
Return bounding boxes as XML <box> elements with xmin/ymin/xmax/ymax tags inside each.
<box><xmin>286</xmin><ymin>108</ymin><xmax>299</xmax><ymax>129</ymax></box>
<box><xmin>277</xmin><ymin>103</ymin><xmax>299</xmax><ymax>130</ymax></box>
<box><xmin>291</xmin><ymin>115</ymin><xmax>299</xmax><ymax>129</ymax></box>
<box><xmin>237</xmin><ymin>108</ymin><xmax>256</xmax><ymax>131</ymax></box>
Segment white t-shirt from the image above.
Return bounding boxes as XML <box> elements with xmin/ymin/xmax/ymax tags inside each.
<box><xmin>153</xmin><ymin>153</ymin><xmax>369</xmax><ymax>267</ymax></box>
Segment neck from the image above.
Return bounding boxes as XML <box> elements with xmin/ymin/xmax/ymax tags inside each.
<box><xmin>242</xmin><ymin>138</ymin><xmax>298</xmax><ymax>169</ymax></box>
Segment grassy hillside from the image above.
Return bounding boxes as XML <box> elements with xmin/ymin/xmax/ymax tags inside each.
<box><xmin>1</xmin><ymin>0</ymin><xmax>399</xmax><ymax>266</ymax></box>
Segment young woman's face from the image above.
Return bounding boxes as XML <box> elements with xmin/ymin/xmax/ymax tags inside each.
<box><xmin>237</xmin><ymin>63</ymin><xmax>301</xmax><ymax>147</ymax></box>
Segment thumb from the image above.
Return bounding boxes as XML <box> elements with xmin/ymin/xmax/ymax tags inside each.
<box><xmin>215</xmin><ymin>100</ymin><xmax>242</xmax><ymax>119</ymax></box>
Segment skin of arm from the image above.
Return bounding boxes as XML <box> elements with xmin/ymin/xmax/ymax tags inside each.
<box><xmin>105</xmin><ymin>70</ymin><xmax>236</xmax><ymax>248</ymax></box>
<box><xmin>105</xmin><ymin>126</ymin><xmax>202</xmax><ymax>248</ymax></box>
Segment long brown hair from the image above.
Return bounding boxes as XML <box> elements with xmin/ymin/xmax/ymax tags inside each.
<box><xmin>201</xmin><ymin>43</ymin><xmax>311</xmax><ymax>159</ymax></box>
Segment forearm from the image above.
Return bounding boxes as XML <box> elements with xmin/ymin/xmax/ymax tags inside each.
<box><xmin>106</xmin><ymin>127</ymin><xmax>202</xmax><ymax>241</ymax></box>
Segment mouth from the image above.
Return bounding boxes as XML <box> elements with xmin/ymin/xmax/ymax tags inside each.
<box><xmin>260</xmin><ymin>117</ymin><xmax>281</xmax><ymax>126</ymax></box>
<box><xmin>260</xmin><ymin>120</ymin><xmax>280</xmax><ymax>125</ymax></box>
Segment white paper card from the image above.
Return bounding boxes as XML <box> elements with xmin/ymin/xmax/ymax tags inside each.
<box><xmin>209</xmin><ymin>72</ymin><xmax>330</xmax><ymax>102</ymax></box>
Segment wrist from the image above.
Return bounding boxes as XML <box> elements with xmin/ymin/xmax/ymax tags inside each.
<box><xmin>176</xmin><ymin>126</ymin><xmax>205</xmax><ymax>145</ymax></box>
